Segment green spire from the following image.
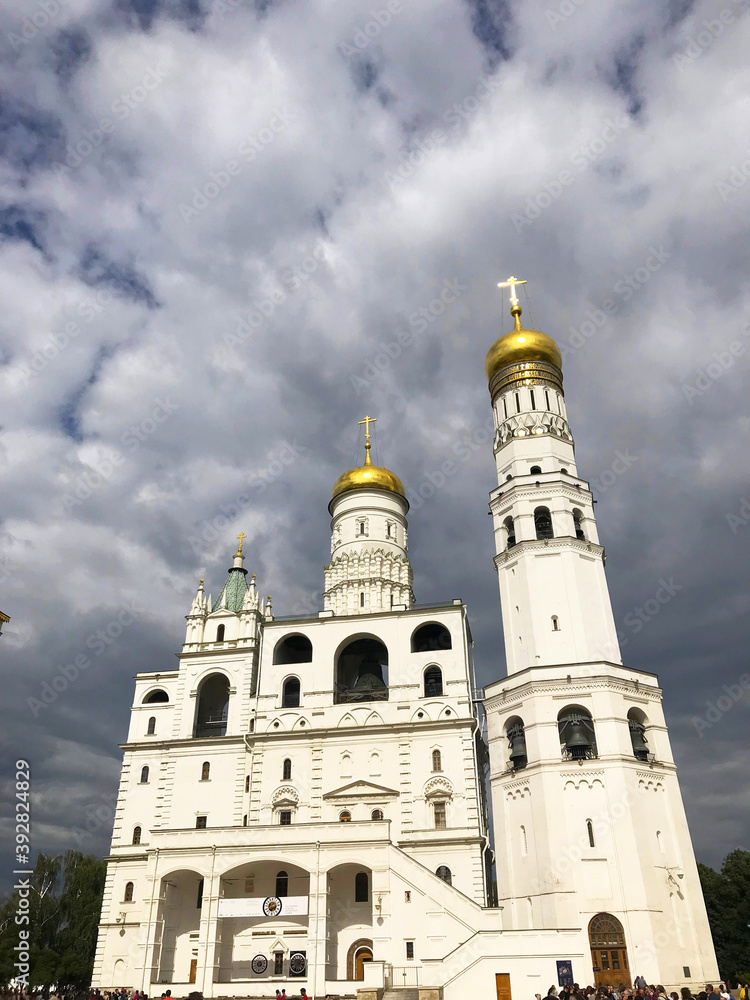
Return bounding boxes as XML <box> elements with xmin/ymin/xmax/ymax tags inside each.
<box><xmin>211</xmin><ymin>548</ymin><xmax>249</xmax><ymax>613</ymax></box>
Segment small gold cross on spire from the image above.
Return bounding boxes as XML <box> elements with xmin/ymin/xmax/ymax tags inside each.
<box><xmin>235</xmin><ymin>531</ymin><xmax>246</xmax><ymax>555</ymax></box>
<box><xmin>497</xmin><ymin>275</ymin><xmax>527</xmax><ymax>330</ymax></box>
<box><xmin>358</xmin><ymin>415</ymin><xmax>377</xmax><ymax>465</ymax></box>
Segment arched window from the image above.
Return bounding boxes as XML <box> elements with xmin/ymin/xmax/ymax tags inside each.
<box><xmin>273</xmin><ymin>634</ymin><xmax>313</xmax><ymax>664</ymax></box>
<box><xmin>201</xmin><ymin>761</ymin><xmax>210</xmax><ymax>781</ymax></box>
<box><xmin>530</xmin><ymin>465</ymin><xmax>542</xmax><ymax>474</ymax></box>
<box><xmin>504</xmin><ymin>515</ymin><xmax>516</xmax><ymax>549</ymax></box>
<box><xmin>242</xmin><ymin>814</ymin><xmax>247</xmax><ymax>826</ymax></box>
<box><xmin>587</xmin><ymin>820</ymin><xmax>595</xmax><ymax>847</ymax></box>
<box><xmin>339</xmin><ymin>810</ymin><xmax>352</xmax><ymax>822</ymax></box>
<box><xmin>520</xmin><ymin>825</ymin><xmax>528</xmax><ymax>856</ymax></box>
<box><xmin>551</xmin><ymin>615</ymin><xmax>560</xmax><ymax>631</ymax></box>
<box><xmin>534</xmin><ymin>506</ymin><xmax>554</xmax><ymax>539</ymax></box>
<box><xmin>147</xmin><ymin>716</ymin><xmax>156</xmax><ymax>735</ymax></box>
<box><xmin>275</xmin><ymin>870</ymin><xmax>288</xmax><ymax>897</ymax></box>
<box><xmin>506</xmin><ymin>717</ymin><xmax>527</xmax><ymax>770</ymax></box>
<box><xmin>124</xmin><ymin>881</ymin><xmax>134</xmax><ymax>902</ymax></box>
<box><xmin>432</xmin><ymin>749</ymin><xmax>442</xmax><ymax>772</ymax></box>
<box><xmin>558</xmin><ymin>706</ymin><xmax>597</xmax><ymax>760</ymax></box>
<box><xmin>656</xmin><ymin>830</ymin><xmax>664</xmax><ymax>852</ymax></box>
<box><xmin>245</xmin><ymin>775</ymin><xmax>250</xmax><ymax>792</ymax></box>
<box><xmin>360</xmin><ymin>592</ymin><xmax>365</xmax><ymax>607</ymax></box>
<box><xmin>355</xmin><ymin>871</ymin><xmax>369</xmax><ymax>902</ymax></box>
<box><xmin>194</xmin><ymin>674</ymin><xmax>230</xmax><ymax>738</ymax></box>
<box><xmin>573</xmin><ymin>508</ymin><xmax>585</xmax><ymax>540</ymax></box>
<box><xmin>139</xmin><ymin>765</ymin><xmax>149</xmax><ymax>784</ymax></box>
<box><xmin>359</xmin><ymin>522</ymin><xmax>365</xmax><ymax>535</ymax></box>
<box><xmin>628</xmin><ymin>708</ymin><xmax>650</xmax><ymax>761</ymax></box>
<box><xmin>371</xmin><ymin>809</ymin><xmax>384</xmax><ymax>820</ymax></box>
<box><xmin>411</xmin><ymin>623</ymin><xmax>452</xmax><ymax>653</ymax></box>
<box><xmin>424</xmin><ymin>666</ymin><xmax>443</xmax><ymax>697</ymax></box>
<box><xmin>336</xmin><ymin>637</ymin><xmax>389</xmax><ymax>703</ymax></box>
<box><xmin>143</xmin><ymin>689</ymin><xmax>168</xmax><ymax>703</ymax></box>
<box><xmin>436</xmin><ymin>865</ymin><xmax>452</xmax><ymax>885</ymax></box>
<box><xmin>216</xmin><ymin>624</ymin><xmax>225</xmax><ymax>641</ymax></box>
<box><xmin>283</xmin><ymin>758</ymin><xmax>292</xmax><ymax>780</ymax></box>
<box><xmin>282</xmin><ymin>677</ymin><xmax>300</xmax><ymax>708</ymax></box>
<box><xmin>132</xmin><ymin>826</ymin><xmax>141</xmax><ymax>845</ymax></box>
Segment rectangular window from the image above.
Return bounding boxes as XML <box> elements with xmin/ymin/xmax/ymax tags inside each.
<box><xmin>196</xmin><ymin>879</ymin><xmax>204</xmax><ymax>909</ymax></box>
<box><xmin>196</xmin><ymin>816</ymin><xmax>207</xmax><ymax>829</ymax></box>
<box><xmin>502</xmin><ymin>396</ymin><xmax>508</xmax><ymax>418</ymax></box>
<box><xmin>244</xmin><ymin>876</ymin><xmax>254</xmax><ymax>893</ymax></box>
<box><xmin>545</xmin><ymin>389</ymin><xmax>550</xmax><ymax>410</ymax></box>
<box><xmin>405</xmin><ymin>941</ymin><xmax>414</xmax><ymax>961</ymax></box>
<box><xmin>611</xmin><ymin>951</ymin><xmax>620</xmax><ymax>970</ymax></box>
<box><xmin>515</xmin><ymin>392</ymin><xmax>521</xmax><ymax>413</ymax></box>
<box><xmin>274</xmin><ymin>952</ymin><xmax>284</xmax><ymax>975</ymax></box>
<box><xmin>434</xmin><ymin>802</ymin><xmax>447</xmax><ymax>829</ymax></box>
<box><xmin>405</xmin><ymin>891</ymin><xmax>411</xmax><ymax>902</ymax></box>
<box><xmin>279</xmin><ymin>810</ymin><xmax>292</xmax><ymax>825</ymax></box>
<box><xmin>530</xmin><ymin>389</ymin><xmax>536</xmax><ymax>409</ymax></box>
<box><xmin>600</xmin><ymin>951</ymin><xmax>610</xmax><ymax>970</ymax></box>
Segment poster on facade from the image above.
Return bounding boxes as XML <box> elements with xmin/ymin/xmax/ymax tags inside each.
<box><xmin>557</xmin><ymin>960</ymin><xmax>574</xmax><ymax>986</ymax></box>
<box><xmin>217</xmin><ymin>895</ymin><xmax>309</xmax><ymax>918</ymax></box>
<box><xmin>289</xmin><ymin>951</ymin><xmax>306</xmax><ymax>976</ymax></box>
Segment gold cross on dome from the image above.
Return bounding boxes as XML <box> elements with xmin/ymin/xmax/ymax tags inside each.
<box><xmin>358</xmin><ymin>415</ymin><xmax>377</xmax><ymax>443</ymax></box>
<box><xmin>497</xmin><ymin>275</ymin><xmax>527</xmax><ymax>304</ymax></box>
<box><xmin>235</xmin><ymin>531</ymin><xmax>246</xmax><ymax>555</ymax></box>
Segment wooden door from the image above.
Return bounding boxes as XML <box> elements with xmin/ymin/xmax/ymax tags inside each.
<box><xmin>189</xmin><ymin>959</ymin><xmax>198</xmax><ymax>983</ymax></box>
<box><xmin>496</xmin><ymin>972</ymin><xmax>512</xmax><ymax>1000</ymax></box>
<box><xmin>588</xmin><ymin>913</ymin><xmax>631</xmax><ymax>988</ymax></box>
<box><xmin>355</xmin><ymin>948</ymin><xmax>373</xmax><ymax>980</ymax></box>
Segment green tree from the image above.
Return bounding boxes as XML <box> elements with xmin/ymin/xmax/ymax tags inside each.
<box><xmin>698</xmin><ymin>849</ymin><xmax>750</xmax><ymax>985</ymax></box>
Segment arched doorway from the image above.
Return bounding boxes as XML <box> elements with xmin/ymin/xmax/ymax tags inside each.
<box><xmin>588</xmin><ymin>912</ymin><xmax>631</xmax><ymax>988</ymax></box>
<box><xmin>347</xmin><ymin>939</ymin><xmax>373</xmax><ymax>981</ymax></box>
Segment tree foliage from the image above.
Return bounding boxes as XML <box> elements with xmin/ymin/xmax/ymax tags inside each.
<box><xmin>698</xmin><ymin>848</ymin><xmax>750</xmax><ymax>985</ymax></box>
<box><xmin>0</xmin><ymin>852</ymin><xmax>106</xmax><ymax>992</ymax></box>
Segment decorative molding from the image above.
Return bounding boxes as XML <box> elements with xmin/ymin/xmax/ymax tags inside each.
<box><xmin>423</xmin><ymin>776</ymin><xmax>454</xmax><ymax>799</ymax></box>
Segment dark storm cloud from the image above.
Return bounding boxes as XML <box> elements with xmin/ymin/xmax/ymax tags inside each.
<box><xmin>0</xmin><ymin>0</ymin><xmax>748</xmax><ymax>894</ymax></box>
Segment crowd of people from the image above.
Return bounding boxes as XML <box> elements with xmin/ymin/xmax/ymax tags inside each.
<box><xmin>537</xmin><ymin>982</ymin><xmax>750</xmax><ymax>1000</ymax></box>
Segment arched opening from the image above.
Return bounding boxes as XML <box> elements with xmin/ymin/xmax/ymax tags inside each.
<box><xmin>371</xmin><ymin>808</ymin><xmax>384</xmax><ymax>820</ymax></box>
<box><xmin>283</xmin><ymin>758</ymin><xmax>292</xmax><ymax>780</ymax></box>
<box><xmin>216</xmin><ymin>624</ymin><xmax>225</xmax><ymax>641</ymax></box>
<box><xmin>504</xmin><ymin>515</ymin><xmax>516</xmax><ymax>549</ymax></box>
<box><xmin>275</xmin><ymin>870</ymin><xmax>288</xmax><ymax>897</ymax></box>
<box><xmin>573</xmin><ymin>507</ymin><xmax>585</xmax><ymax>540</ymax></box>
<box><xmin>355</xmin><ymin>871</ymin><xmax>369</xmax><ymax>902</ymax></box>
<box><xmin>140</xmin><ymin>765</ymin><xmax>150</xmax><ymax>784</ymax></box>
<box><xmin>201</xmin><ymin>761</ymin><xmax>210</xmax><ymax>781</ymax></box>
<box><xmin>534</xmin><ymin>506</ymin><xmax>554</xmax><ymax>539</ymax></box>
<box><xmin>132</xmin><ymin>826</ymin><xmax>141</xmax><ymax>845</ymax></box>
<box><xmin>432</xmin><ymin>749</ymin><xmax>442</xmax><ymax>772</ymax></box>
<box><xmin>245</xmin><ymin>775</ymin><xmax>250</xmax><ymax>792</ymax></box>
<box><xmin>143</xmin><ymin>689</ymin><xmax>168</xmax><ymax>703</ymax></box>
<box><xmin>147</xmin><ymin>716</ymin><xmax>156</xmax><ymax>735</ymax></box>
<box><xmin>339</xmin><ymin>810</ymin><xmax>352</xmax><ymax>822</ymax></box>
<box><xmin>194</xmin><ymin>673</ymin><xmax>230</xmax><ymax>738</ymax></box>
<box><xmin>506</xmin><ymin>716</ymin><xmax>528</xmax><ymax>770</ymax></box>
<box><xmin>530</xmin><ymin>465</ymin><xmax>542</xmax><ymax>474</ymax></box>
<box><xmin>411</xmin><ymin>622</ymin><xmax>452</xmax><ymax>652</ymax></box>
<box><xmin>435</xmin><ymin>865</ymin><xmax>452</xmax><ymax>885</ymax></box>
<box><xmin>551</xmin><ymin>615</ymin><xmax>560</xmax><ymax>631</ymax></box>
<box><xmin>627</xmin><ymin>707</ymin><xmax>650</xmax><ymax>761</ymax></box>
<box><xmin>587</xmin><ymin>819</ymin><xmax>595</xmax><ymax>847</ymax></box>
<box><xmin>424</xmin><ymin>666</ymin><xmax>443</xmax><ymax>697</ymax></box>
<box><xmin>335</xmin><ymin>636</ymin><xmax>388</xmax><ymax>703</ymax></box>
<box><xmin>360</xmin><ymin>592</ymin><xmax>365</xmax><ymax>607</ymax></box>
<box><xmin>520</xmin><ymin>825</ymin><xmax>528</xmax><ymax>856</ymax></box>
<box><xmin>346</xmin><ymin>940</ymin><xmax>374</xmax><ymax>981</ymax></box>
<box><xmin>558</xmin><ymin>705</ymin><xmax>597</xmax><ymax>760</ymax></box>
<box><xmin>282</xmin><ymin>677</ymin><xmax>301</xmax><ymax>708</ymax></box>
<box><xmin>588</xmin><ymin>912</ymin><xmax>630</xmax><ymax>988</ymax></box>
<box><xmin>273</xmin><ymin>633</ymin><xmax>313</xmax><ymax>665</ymax></box>
<box><xmin>124</xmin><ymin>881</ymin><xmax>134</xmax><ymax>902</ymax></box>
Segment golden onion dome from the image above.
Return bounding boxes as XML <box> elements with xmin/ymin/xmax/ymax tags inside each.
<box><xmin>331</xmin><ymin>444</ymin><xmax>406</xmax><ymax>503</ymax></box>
<box><xmin>485</xmin><ymin>321</ymin><xmax>562</xmax><ymax>383</ymax></box>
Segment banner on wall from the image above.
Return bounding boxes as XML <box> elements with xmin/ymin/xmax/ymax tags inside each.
<box><xmin>217</xmin><ymin>895</ymin><xmax>309</xmax><ymax>918</ymax></box>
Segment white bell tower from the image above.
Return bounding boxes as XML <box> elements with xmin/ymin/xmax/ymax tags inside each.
<box><xmin>482</xmin><ymin>278</ymin><xmax>719</xmax><ymax>990</ymax></box>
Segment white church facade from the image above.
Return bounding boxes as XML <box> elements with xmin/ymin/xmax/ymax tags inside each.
<box><xmin>92</xmin><ymin>283</ymin><xmax>719</xmax><ymax>1000</ymax></box>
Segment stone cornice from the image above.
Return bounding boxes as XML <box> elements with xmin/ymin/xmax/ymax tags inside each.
<box><xmin>490</xmin><ymin>483</ymin><xmax>593</xmax><ymax>509</ymax></box>
<box><xmin>494</xmin><ymin>536</ymin><xmax>604</xmax><ymax>568</ymax></box>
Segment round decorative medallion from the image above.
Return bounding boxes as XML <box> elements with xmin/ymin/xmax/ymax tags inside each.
<box><xmin>251</xmin><ymin>955</ymin><xmax>268</xmax><ymax>975</ymax></box>
<box><xmin>290</xmin><ymin>952</ymin><xmax>307</xmax><ymax>975</ymax></box>
<box><xmin>262</xmin><ymin>895</ymin><xmax>282</xmax><ymax>916</ymax></box>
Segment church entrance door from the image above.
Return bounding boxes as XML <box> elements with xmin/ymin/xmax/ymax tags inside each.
<box><xmin>355</xmin><ymin>947</ymin><xmax>373</xmax><ymax>980</ymax></box>
<box><xmin>189</xmin><ymin>959</ymin><xmax>197</xmax><ymax>983</ymax></box>
<box><xmin>588</xmin><ymin>913</ymin><xmax>631</xmax><ymax>988</ymax></box>
<box><xmin>495</xmin><ymin>973</ymin><xmax>512</xmax><ymax>1000</ymax></box>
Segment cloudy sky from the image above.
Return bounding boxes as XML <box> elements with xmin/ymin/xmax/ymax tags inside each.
<box><xmin>0</xmin><ymin>0</ymin><xmax>748</xmax><ymax>887</ymax></box>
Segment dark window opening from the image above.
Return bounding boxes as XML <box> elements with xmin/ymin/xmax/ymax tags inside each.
<box><xmin>530</xmin><ymin>389</ymin><xmax>536</xmax><ymax>409</ymax></box>
<box><xmin>273</xmin><ymin>634</ymin><xmax>313</xmax><ymax>665</ymax></box>
<box><xmin>276</xmin><ymin>871</ymin><xmax>288</xmax><ymax>896</ymax></box>
<box><xmin>140</xmin><ymin>765</ymin><xmax>149</xmax><ymax>784</ymax></box>
<box><xmin>336</xmin><ymin>637</ymin><xmax>389</xmax><ymax>703</ymax></box>
<box><xmin>242</xmin><ymin>814</ymin><xmax>247</xmax><ymax>826</ymax></box>
<box><xmin>144</xmin><ymin>689</ymin><xmax>168</xmax><ymax>703</ymax></box>
<box><xmin>132</xmin><ymin>826</ymin><xmax>141</xmax><ymax>845</ymax></box>
<box><xmin>196</xmin><ymin>878</ymin><xmax>204</xmax><ymax>909</ymax></box>
<box><xmin>628</xmin><ymin>710</ymin><xmax>650</xmax><ymax>761</ymax></box>
<box><xmin>283</xmin><ymin>758</ymin><xmax>292</xmax><ymax>780</ymax></box>
<box><xmin>432</xmin><ymin>749</ymin><xmax>442</xmax><ymax>772</ymax></box>
<box><xmin>371</xmin><ymin>809</ymin><xmax>384</xmax><ymax>820</ymax></box>
<box><xmin>558</xmin><ymin>708</ymin><xmax>598</xmax><ymax>760</ymax></box>
<box><xmin>360</xmin><ymin>592</ymin><xmax>365</xmax><ymax>607</ymax></box>
<box><xmin>433</xmin><ymin>802</ymin><xmax>447</xmax><ymax>829</ymax></box>
<box><xmin>436</xmin><ymin>865</ymin><xmax>452</xmax><ymax>885</ymax></box>
<box><xmin>216</xmin><ymin>624</ymin><xmax>225</xmax><ymax>641</ymax></box>
<box><xmin>507</xmin><ymin>720</ymin><xmax>528</xmax><ymax>770</ymax></box>
<box><xmin>573</xmin><ymin>508</ymin><xmax>585</xmax><ymax>540</ymax></box>
<box><xmin>339</xmin><ymin>810</ymin><xmax>352</xmax><ymax>822</ymax></box>
<box><xmin>534</xmin><ymin>506</ymin><xmax>554</xmax><ymax>540</ymax></box>
<box><xmin>282</xmin><ymin>677</ymin><xmax>300</xmax><ymax>708</ymax></box>
<box><xmin>411</xmin><ymin>622</ymin><xmax>452</xmax><ymax>653</ymax></box>
<box><xmin>504</xmin><ymin>516</ymin><xmax>516</xmax><ymax>549</ymax></box>
<box><xmin>274</xmin><ymin>952</ymin><xmax>284</xmax><ymax>976</ymax></box>
<box><xmin>245</xmin><ymin>775</ymin><xmax>250</xmax><ymax>792</ymax></box>
<box><xmin>552</xmin><ymin>615</ymin><xmax>560</xmax><ymax>631</ymax></box>
<box><xmin>530</xmin><ymin>465</ymin><xmax>542</xmax><ymax>475</ymax></box>
<box><xmin>147</xmin><ymin>716</ymin><xmax>156</xmax><ymax>735</ymax></box>
<box><xmin>587</xmin><ymin>820</ymin><xmax>595</xmax><ymax>847</ymax></box>
<box><xmin>194</xmin><ymin>674</ymin><xmax>230</xmax><ymax>738</ymax></box>
<box><xmin>515</xmin><ymin>392</ymin><xmax>520</xmax><ymax>413</ymax></box>
<box><xmin>355</xmin><ymin>871</ymin><xmax>369</xmax><ymax>902</ymax></box>
<box><xmin>124</xmin><ymin>881</ymin><xmax>134</xmax><ymax>902</ymax></box>
<box><xmin>424</xmin><ymin>666</ymin><xmax>443</xmax><ymax>697</ymax></box>
<box><xmin>279</xmin><ymin>811</ymin><xmax>292</xmax><ymax>826</ymax></box>
<box><xmin>406</xmin><ymin>941</ymin><xmax>414</xmax><ymax>961</ymax></box>
<box><xmin>201</xmin><ymin>761</ymin><xmax>210</xmax><ymax>781</ymax></box>
<box><xmin>196</xmin><ymin>816</ymin><xmax>207</xmax><ymax>829</ymax></box>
